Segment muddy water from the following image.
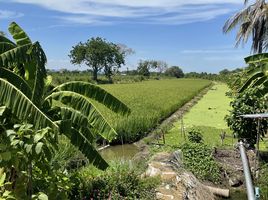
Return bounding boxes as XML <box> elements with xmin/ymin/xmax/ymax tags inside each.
<box><xmin>217</xmin><ymin>189</ymin><xmax>247</xmax><ymax>200</ymax></box>
<box><xmin>99</xmin><ymin>144</ymin><xmax>139</xmax><ymax>161</ymax></box>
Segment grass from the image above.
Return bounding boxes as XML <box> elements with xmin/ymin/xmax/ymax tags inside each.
<box><xmin>165</xmin><ymin>83</ymin><xmax>234</xmax><ymax>148</ymax></box>
<box><xmin>91</xmin><ymin>79</ymin><xmax>211</xmax><ymax>143</ymax></box>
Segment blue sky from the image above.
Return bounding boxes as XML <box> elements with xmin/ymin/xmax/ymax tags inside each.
<box><xmin>0</xmin><ymin>0</ymin><xmax>253</xmax><ymax>73</ymax></box>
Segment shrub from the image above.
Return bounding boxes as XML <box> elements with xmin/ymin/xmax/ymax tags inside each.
<box><xmin>226</xmin><ymin>88</ymin><xmax>268</xmax><ymax>147</ymax></box>
<box><xmin>70</xmin><ymin>161</ymin><xmax>160</xmax><ymax>200</ymax></box>
<box><xmin>188</xmin><ymin>128</ymin><xmax>203</xmax><ymax>143</ymax></box>
<box><xmin>180</xmin><ymin>143</ymin><xmax>220</xmax><ymax>183</ymax></box>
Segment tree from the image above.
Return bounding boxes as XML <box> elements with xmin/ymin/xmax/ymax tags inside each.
<box><xmin>149</xmin><ymin>60</ymin><xmax>168</xmax><ymax>75</ymax></box>
<box><xmin>137</xmin><ymin>60</ymin><xmax>151</xmax><ymax>77</ymax></box>
<box><xmin>69</xmin><ymin>37</ymin><xmax>128</xmax><ymax>81</ymax></box>
<box><xmin>0</xmin><ymin>31</ymin><xmax>5</xmax><ymax>36</ymax></box>
<box><xmin>165</xmin><ymin>66</ymin><xmax>184</xmax><ymax>78</ymax></box>
<box><xmin>0</xmin><ymin>22</ymin><xmax>130</xmax><ymax>197</ymax></box>
<box><xmin>223</xmin><ymin>0</ymin><xmax>268</xmax><ymax>53</ymax></box>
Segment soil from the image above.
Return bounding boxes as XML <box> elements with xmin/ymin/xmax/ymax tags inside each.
<box><xmin>213</xmin><ymin>147</ymin><xmax>257</xmax><ymax>188</ymax></box>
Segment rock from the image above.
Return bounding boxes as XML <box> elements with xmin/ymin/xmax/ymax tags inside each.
<box><xmin>143</xmin><ymin>152</ymin><xmax>215</xmax><ymax>200</ymax></box>
<box><xmin>229</xmin><ymin>176</ymin><xmax>243</xmax><ymax>187</ymax></box>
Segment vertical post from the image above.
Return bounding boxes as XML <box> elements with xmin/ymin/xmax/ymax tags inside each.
<box><xmin>255</xmin><ymin>118</ymin><xmax>260</xmax><ymax>179</ymax></box>
<box><xmin>239</xmin><ymin>141</ymin><xmax>255</xmax><ymax>200</ymax></box>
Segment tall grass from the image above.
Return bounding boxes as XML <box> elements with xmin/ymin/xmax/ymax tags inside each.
<box><xmin>92</xmin><ymin>79</ymin><xmax>211</xmax><ymax>143</ymax></box>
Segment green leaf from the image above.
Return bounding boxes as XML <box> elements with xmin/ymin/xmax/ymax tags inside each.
<box><xmin>0</xmin><ymin>68</ymin><xmax>32</xmax><ymax>98</ymax></box>
<box><xmin>64</xmin><ymin>127</ymin><xmax>109</xmax><ymax>170</ymax></box>
<box><xmin>0</xmin><ymin>43</ymin><xmax>33</xmax><ymax>68</ymax></box>
<box><xmin>38</xmin><ymin>193</ymin><xmax>48</xmax><ymax>200</ymax></box>
<box><xmin>0</xmin><ymin>42</ymin><xmax>16</xmax><ymax>54</ymax></box>
<box><xmin>25</xmin><ymin>144</ymin><xmax>33</xmax><ymax>154</ymax></box>
<box><xmin>0</xmin><ymin>106</ymin><xmax>7</xmax><ymax>116</ymax></box>
<box><xmin>46</xmin><ymin>91</ymin><xmax>116</xmax><ymax>141</ymax></box>
<box><xmin>0</xmin><ymin>152</ymin><xmax>11</xmax><ymax>161</ymax></box>
<box><xmin>35</xmin><ymin>142</ymin><xmax>43</xmax><ymax>155</ymax></box>
<box><xmin>244</xmin><ymin>53</ymin><xmax>268</xmax><ymax>64</ymax></box>
<box><xmin>53</xmin><ymin>81</ymin><xmax>131</xmax><ymax>115</ymax></box>
<box><xmin>8</xmin><ymin>22</ymin><xmax>32</xmax><ymax>46</ymax></box>
<box><xmin>238</xmin><ymin>72</ymin><xmax>264</xmax><ymax>93</ymax></box>
<box><xmin>0</xmin><ymin>171</ymin><xmax>6</xmax><ymax>186</ymax></box>
<box><xmin>34</xmin><ymin>132</ymin><xmax>45</xmax><ymax>143</ymax></box>
<box><xmin>0</xmin><ymin>78</ymin><xmax>58</xmax><ymax>130</ymax></box>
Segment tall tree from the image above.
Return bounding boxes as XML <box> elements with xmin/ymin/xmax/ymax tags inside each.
<box><xmin>69</xmin><ymin>37</ymin><xmax>128</xmax><ymax>81</ymax></box>
<box><xmin>223</xmin><ymin>0</ymin><xmax>268</xmax><ymax>53</ymax></box>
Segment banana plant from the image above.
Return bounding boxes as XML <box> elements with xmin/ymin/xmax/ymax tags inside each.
<box><xmin>0</xmin><ymin>22</ymin><xmax>130</xmax><ymax>170</ymax></box>
<box><xmin>238</xmin><ymin>53</ymin><xmax>268</xmax><ymax>97</ymax></box>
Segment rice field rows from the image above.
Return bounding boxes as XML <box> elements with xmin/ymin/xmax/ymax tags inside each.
<box><xmin>93</xmin><ymin>79</ymin><xmax>211</xmax><ymax>143</ymax></box>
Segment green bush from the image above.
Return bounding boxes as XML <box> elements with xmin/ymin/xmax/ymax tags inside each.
<box><xmin>226</xmin><ymin>88</ymin><xmax>268</xmax><ymax>147</ymax></box>
<box><xmin>70</xmin><ymin>161</ymin><xmax>160</xmax><ymax>200</ymax></box>
<box><xmin>258</xmin><ymin>163</ymin><xmax>268</xmax><ymax>199</ymax></box>
<box><xmin>188</xmin><ymin>128</ymin><xmax>203</xmax><ymax>143</ymax></box>
<box><xmin>180</xmin><ymin>143</ymin><xmax>220</xmax><ymax>183</ymax></box>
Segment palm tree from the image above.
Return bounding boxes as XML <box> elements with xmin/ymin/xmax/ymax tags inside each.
<box><xmin>223</xmin><ymin>0</ymin><xmax>268</xmax><ymax>53</ymax></box>
<box><xmin>0</xmin><ymin>22</ymin><xmax>130</xmax><ymax>170</ymax></box>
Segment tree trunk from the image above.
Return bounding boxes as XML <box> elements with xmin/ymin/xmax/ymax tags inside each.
<box><xmin>92</xmin><ymin>67</ymin><xmax>98</xmax><ymax>81</ymax></box>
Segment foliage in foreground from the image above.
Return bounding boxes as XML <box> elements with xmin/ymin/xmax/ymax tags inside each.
<box><xmin>180</xmin><ymin>142</ymin><xmax>221</xmax><ymax>183</ymax></box>
<box><xmin>258</xmin><ymin>163</ymin><xmax>268</xmax><ymax>199</ymax></box>
<box><xmin>226</xmin><ymin>88</ymin><xmax>268</xmax><ymax>147</ymax></box>
<box><xmin>70</xmin><ymin>162</ymin><xmax>160</xmax><ymax>200</ymax></box>
<box><xmin>0</xmin><ymin>22</ymin><xmax>130</xmax><ymax>198</ymax></box>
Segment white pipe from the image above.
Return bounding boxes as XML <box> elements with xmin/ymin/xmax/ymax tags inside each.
<box><xmin>238</xmin><ymin>141</ymin><xmax>255</xmax><ymax>200</ymax></box>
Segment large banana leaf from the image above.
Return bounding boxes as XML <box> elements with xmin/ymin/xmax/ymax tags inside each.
<box><xmin>0</xmin><ymin>78</ymin><xmax>57</xmax><ymax>130</ymax></box>
<box><xmin>0</xmin><ymin>35</ymin><xmax>16</xmax><ymax>45</ymax></box>
<box><xmin>56</xmin><ymin>120</ymin><xmax>108</xmax><ymax>170</ymax></box>
<box><xmin>238</xmin><ymin>71</ymin><xmax>264</xmax><ymax>93</ymax></box>
<box><xmin>0</xmin><ymin>67</ymin><xmax>32</xmax><ymax>98</ymax></box>
<box><xmin>8</xmin><ymin>22</ymin><xmax>32</xmax><ymax>46</ymax></box>
<box><xmin>45</xmin><ymin>91</ymin><xmax>117</xmax><ymax>141</ymax></box>
<box><xmin>52</xmin><ymin>81</ymin><xmax>130</xmax><ymax>115</ymax></box>
<box><xmin>0</xmin><ymin>43</ymin><xmax>33</xmax><ymax>67</ymax></box>
<box><xmin>59</xmin><ymin>107</ymin><xmax>95</xmax><ymax>143</ymax></box>
<box><xmin>244</xmin><ymin>53</ymin><xmax>268</xmax><ymax>64</ymax></box>
<box><xmin>0</xmin><ymin>42</ymin><xmax>16</xmax><ymax>54</ymax></box>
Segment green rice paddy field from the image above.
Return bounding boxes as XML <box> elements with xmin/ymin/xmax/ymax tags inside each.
<box><xmin>94</xmin><ymin>79</ymin><xmax>211</xmax><ymax>143</ymax></box>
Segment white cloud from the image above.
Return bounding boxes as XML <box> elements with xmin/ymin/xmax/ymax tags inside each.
<box><xmin>0</xmin><ymin>10</ymin><xmax>24</xmax><ymax>19</ymax></box>
<box><xmin>9</xmin><ymin>0</ymin><xmax>242</xmax><ymax>25</ymax></box>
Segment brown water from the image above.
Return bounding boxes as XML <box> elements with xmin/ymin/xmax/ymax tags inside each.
<box><xmin>99</xmin><ymin>144</ymin><xmax>139</xmax><ymax>161</ymax></box>
<box><xmin>217</xmin><ymin>189</ymin><xmax>247</xmax><ymax>200</ymax></box>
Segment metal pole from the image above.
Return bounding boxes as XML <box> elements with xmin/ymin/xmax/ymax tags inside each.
<box><xmin>238</xmin><ymin>141</ymin><xmax>255</xmax><ymax>200</ymax></box>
